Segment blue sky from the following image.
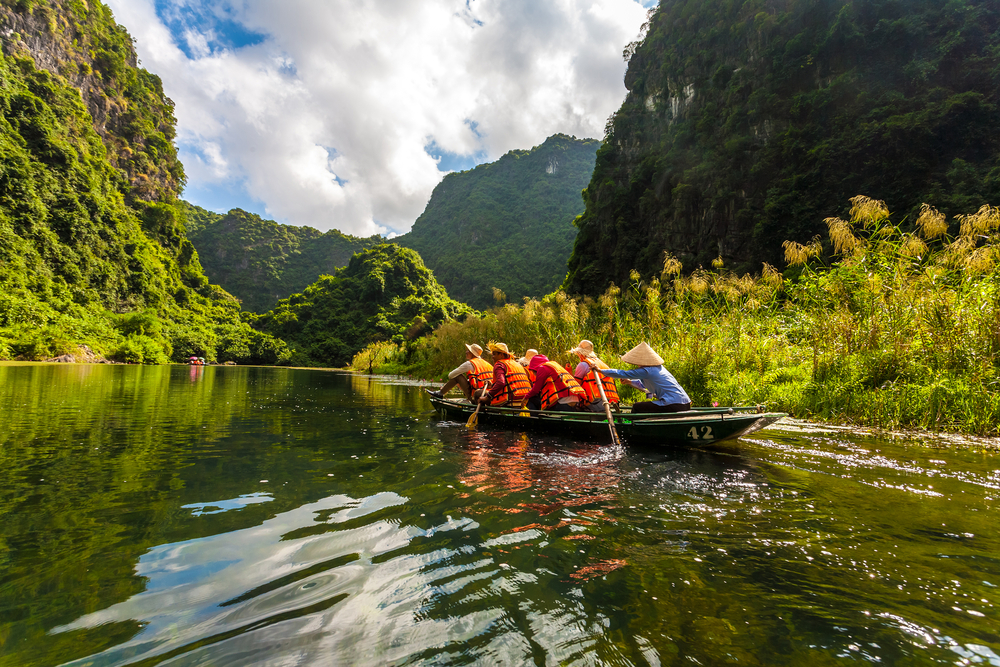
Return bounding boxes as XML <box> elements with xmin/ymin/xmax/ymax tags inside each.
<box><xmin>111</xmin><ymin>0</ymin><xmax>656</xmax><ymax>235</ymax></box>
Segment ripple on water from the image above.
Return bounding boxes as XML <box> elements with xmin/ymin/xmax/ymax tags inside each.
<box><xmin>4</xmin><ymin>366</ymin><xmax>1000</xmax><ymax>665</ymax></box>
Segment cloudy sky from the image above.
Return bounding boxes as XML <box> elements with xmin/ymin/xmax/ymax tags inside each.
<box><xmin>106</xmin><ymin>0</ymin><xmax>654</xmax><ymax>236</ymax></box>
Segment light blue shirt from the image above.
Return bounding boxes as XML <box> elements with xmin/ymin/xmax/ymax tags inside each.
<box><xmin>599</xmin><ymin>366</ymin><xmax>690</xmax><ymax>406</ymax></box>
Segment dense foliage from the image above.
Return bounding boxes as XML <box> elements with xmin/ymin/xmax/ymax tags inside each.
<box><xmin>0</xmin><ymin>0</ymin><xmax>185</xmax><ymax>202</ymax></box>
<box><xmin>395</xmin><ymin>134</ymin><xmax>599</xmax><ymax>309</ymax></box>
<box><xmin>566</xmin><ymin>0</ymin><xmax>1000</xmax><ymax>295</ymax></box>
<box><xmin>359</xmin><ymin>196</ymin><xmax>1000</xmax><ymax>435</ymax></box>
<box><xmin>0</xmin><ymin>1</ymin><xmax>287</xmax><ymax>364</ymax></box>
<box><xmin>257</xmin><ymin>244</ymin><xmax>473</xmax><ymax>367</ymax></box>
<box><xmin>184</xmin><ymin>203</ymin><xmax>382</xmax><ymax>313</ymax></box>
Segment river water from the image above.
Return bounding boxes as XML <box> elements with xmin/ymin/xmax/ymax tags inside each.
<box><xmin>0</xmin><ymin>363</ymin><xmax>998</xmax><ymax>666</ymax></box>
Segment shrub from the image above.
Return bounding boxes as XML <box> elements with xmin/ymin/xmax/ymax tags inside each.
<box><xmin>112</xmin><ymin>334</ymin><xmax>169</xmax><ymax>364</ymax></box>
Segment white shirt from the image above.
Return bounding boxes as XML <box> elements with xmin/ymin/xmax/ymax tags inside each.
<box><xmin>448</xmin><ymin>360</ymin><xmax>475</xmax><ymax>379</ymax></box>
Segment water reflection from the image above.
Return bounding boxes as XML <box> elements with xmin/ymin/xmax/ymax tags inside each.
<box><xmin>1</xmin><ymin>366</ymin><xmax>1000</xmax><ymax>665</ymax></box>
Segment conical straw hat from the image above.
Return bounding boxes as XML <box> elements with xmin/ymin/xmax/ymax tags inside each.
<box><xmin>620</xmin><ymin>342</ymin><xmax>663</xmax><ymax>366</ymax></box>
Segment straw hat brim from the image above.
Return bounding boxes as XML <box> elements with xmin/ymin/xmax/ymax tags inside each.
<box><xmin>620</xmin><ymin>342</ymin><xmax>663</xmax><ymax>366</ymax></box>
<box><xmin>464</xmin><ymin>343</ymin><xmax>482</xmax><ymax>357</ymax></box>
<box><xmin>488</xmin><ymin>341</ymin><xmax>510</xmax><ymax>355</ymax></box>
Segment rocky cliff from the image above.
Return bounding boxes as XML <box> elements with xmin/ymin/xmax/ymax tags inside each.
<box><xmin>0</xmin><ymin>0</ymin><xmax>184</xmax><ymax>203</ymax></box>
<box><xmin>0</xmin><ymin>0</ymin><xmax>286</xmax><ymax>364</ymax></box>
<box><xmin>565</xmin><ymin>0</ymin><xmax>1000</xmax><ymax>294</ymax></box>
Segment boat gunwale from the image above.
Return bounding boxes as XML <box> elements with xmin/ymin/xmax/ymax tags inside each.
<box><xmin>429</xmin><ymin>396</ymin><xmax>784</xmax><ymax>425</ymax></box>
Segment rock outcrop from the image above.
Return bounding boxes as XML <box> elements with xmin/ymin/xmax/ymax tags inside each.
<box><xmin>565</xmin><ymin>0</ymin><xmax>1000</xmax><ymax>294</ymax></box>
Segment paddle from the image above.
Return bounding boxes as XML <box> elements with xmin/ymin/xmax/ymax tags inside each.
<box><xmin>588</xmin><ymin>355</ymin><xmax>621</xmax><ymax>447</ymax></box>
<box><xmin>467</xmin><ymin>383</ymin><xmax>490</xmax><ymax>429</ymax></box>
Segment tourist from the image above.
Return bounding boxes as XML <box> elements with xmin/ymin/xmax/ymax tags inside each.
<box><xmin>477</xmin><ymin>342</ymin><xmax>532</xmax><ymax>407</ymax></box>
<box><xmin>518</xmin><ymin>349</ymin><xmax>538</xmax><ymax>383</ymax></box>
<box><xmin>592</xmin><ymin>342</ymin><xmax>692</xmax><ymax>413</ymax></box>
<box><xmin>570</xmin><ymin>339</ymin><xmax>621</xmax><ymax>413</ymax></box>
<box><xmin>430</xmin><ymin>343</ymin><xmax>492</xmax><ymax>401</ymax></box>
<box><xmin>520</xmin><ymin>353</ymin><xmax>586</xmax><ymax>412</ymax></box>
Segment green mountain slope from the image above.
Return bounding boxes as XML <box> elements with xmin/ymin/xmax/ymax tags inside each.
<box><xmin>183</xmin><ymin>203</ymin><xmax>382</xmax><ymax>313</ymax></box>
<box><xmin>394</xmin><ymin>134</ymin><xmax>599</xmax><ymax>309</ymax></box>
<box><xmin>565</xmin><ymin>0</ymin><xmax>1000</xmax><ymax>295</ymax></box>
<box><xmin>0</xmin><ymin>0</ymin><xmax>286</xmax><ymax>364</ymax></box>
<box><xmin>256</xmin><ymin>244</ymin><xmax>474</xmax><ymax>367</ymax></box>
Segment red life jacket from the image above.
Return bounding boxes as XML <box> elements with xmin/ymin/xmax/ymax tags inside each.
<box><xmin>538</xmin><ymin>361</ymin><xmax>586</xmax><ymax>410</ymax></box>
<box><xmin>466</xmin><ymin>357</ymin><xmax>493</xmax><ymax>390</ymax></box>
<box><xmin>579</xmin><ymin>357</ymin><xmax>620</xmax><ymax>404</ymax></box>
<box><xmin>490</xmin><ymin>359</ymin><xmax>532</xmax><ymax>406</ymax></box>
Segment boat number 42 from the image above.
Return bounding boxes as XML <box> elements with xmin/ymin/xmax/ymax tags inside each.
<box><xmin>687</xmin><ymin>426</ymin><xmax>715</xmax><ymax>441</ymax></box>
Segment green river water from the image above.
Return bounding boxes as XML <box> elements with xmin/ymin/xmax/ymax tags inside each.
<box><xmin>0</xmin><ymin>363</ymin><xmax>998</xmax><ymax>666</ymax></box>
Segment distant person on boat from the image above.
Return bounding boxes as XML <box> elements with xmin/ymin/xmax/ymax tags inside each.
<box><xmin>477</xmin><ymin>342</ymin><xmax>532</xmax><ymax>407</ymax></box>
<box><xmin>430</xmin><ymin>344</ymin><xmax>492</xmax><ymax>401</ymax></box>
<box><xmin>591</xmin><ymin>342</ymin><xmax>692</xmax><ymax>413</ymax></box>
<box><xmin>520</xmin><ymin>353</ymin><xmax>586</xmax><ymax>412</ymax></box>
<box><xmin>570</xmin><ymin>339</ymin><xmax>621</xmax><ymax>413</ymax></box>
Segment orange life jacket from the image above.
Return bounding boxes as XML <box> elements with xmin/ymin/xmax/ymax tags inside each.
<box><xmin>579</xmin><ymin>357</ymin><xmax>620</xmax><ymax>404</ymax></box>
<box><xmin>491</xmin><ymin>359</ymin><xmax>532</xmax><ymax>406</ymax></box>
<box><xmin>538</xmin><ymin>361</ymin><xmax>586</xmax><ymax>410</ymax></box>
<box><xmin>466</xmin><ymin>357</ymin><xmax>493</xmax><ymax>390</ymax></box>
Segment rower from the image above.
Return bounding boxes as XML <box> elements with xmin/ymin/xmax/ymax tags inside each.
<box><xmin>477</xmin><ymin>342</ymin><xmax>532</xmax><ymax>407</ymax></box>
<box><xmin>430</xmin><ymin>343</ymin><xmax>492</xmax><ymax>401</ymax></box>
<box><xmin>520</xmin><ymin>353</ymin><xmax>586</xmax><ymax>412</ymax></box>
<box><xmin>570</xmin><ymin>339</ymin><xmax>621</xmax><ymax>413</ymax></box>
<box><xmin>592</xmin><ymin>342</ymin><xmax>691</xmax><ymax>413</ymax></box>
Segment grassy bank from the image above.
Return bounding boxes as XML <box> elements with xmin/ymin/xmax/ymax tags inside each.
<box><xmin>353</xmin><ymin>197</ymin><xmax>1000</xmax><ymax>435</ymax></box>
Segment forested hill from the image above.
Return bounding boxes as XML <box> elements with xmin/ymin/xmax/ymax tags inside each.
<box><xmin>565</xmin><ymin>0</ymin><xmax>1000</xmax><ymax>295</ymax></box>
<box><xmin>257</xmin><ymin>244</ymin><xmax>473</xmax><ymax>367</ymax></box>
<box><xmin>0</xmin><ymin>0</ymin><xmax>286</xmax><ymax>364</ymax></box>
<box><xmin>183</xmin><ymin>203</ymin><xmax>382</xmax><ymax>313</ymax></box>
<box><xmin>394</xmin><ymin>134</ymin><xmax>600</xmax><ymax>309</ymax></box>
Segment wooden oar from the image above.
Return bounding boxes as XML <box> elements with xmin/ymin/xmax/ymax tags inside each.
<box><xmin>588</xmin><ymin>356</ymin><xmax>621</xmax><ymax>447</ymax></box>
<box><xmin>467</xmin><ymin>383</ymin><xmax>490</xmax><ymax>429</ymax></box>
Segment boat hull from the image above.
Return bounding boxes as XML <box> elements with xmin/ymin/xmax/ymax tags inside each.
<box><xmin>428</xmin><ymin>396</ymin><xmax>785</xmax><ymax>447</ymax></box>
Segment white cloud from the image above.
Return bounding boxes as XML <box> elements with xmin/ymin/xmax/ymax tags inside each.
<box><xmin>106</xmin><ymin>0</ymin><xmax>650</xmax><ymax>235</ymax></box>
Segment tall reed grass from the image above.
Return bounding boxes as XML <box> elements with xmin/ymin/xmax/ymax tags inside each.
<box><xmin>353</xmin><ymin>196</ymin><xmax>1000</xmax><ymax>434</ymax></box>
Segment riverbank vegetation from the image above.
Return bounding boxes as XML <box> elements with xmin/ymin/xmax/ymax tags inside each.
<box><xmin>0</xmin><ymin>3</ymin><xmax>288</xmax><ymax>365</ymax></box>
<box><xmin>354</xmin><ymin>197</ymin><xmax>1000</xmax><ymax>435</ymax></box>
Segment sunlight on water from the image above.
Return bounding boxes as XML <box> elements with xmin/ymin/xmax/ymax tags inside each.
<box><xmin>1</xmin><ymin>364</ymin><xmax>999</xmax><ymax>665</ymax></box>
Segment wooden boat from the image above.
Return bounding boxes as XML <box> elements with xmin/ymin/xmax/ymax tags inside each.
<box><xmin>427</xmin><ymin>394</ymin><xmax>786</xmax><ymax>447</ymax></box>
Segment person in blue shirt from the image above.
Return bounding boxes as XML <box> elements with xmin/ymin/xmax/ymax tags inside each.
<box><xmin>589</xmin><ymin>342</ymin><xmax>692</xmax><ymax>414</ymax></box>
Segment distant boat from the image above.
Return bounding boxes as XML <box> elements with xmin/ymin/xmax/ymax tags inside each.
<box><xmin>426</xmin><ymin>395</ymin><xmax>785</xmax><ymax>447</ymax></box>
